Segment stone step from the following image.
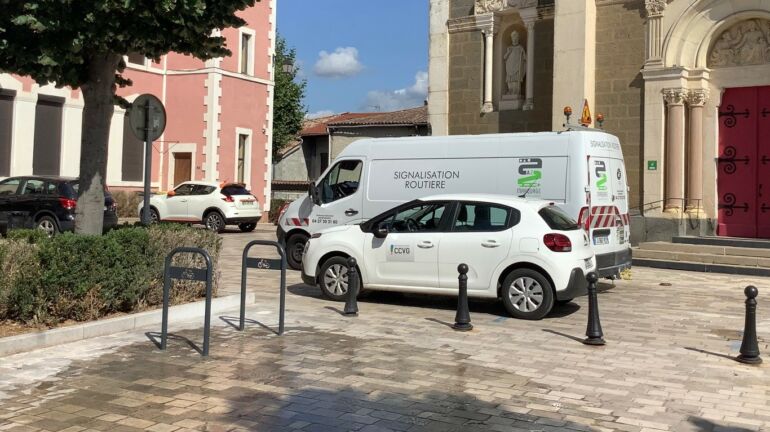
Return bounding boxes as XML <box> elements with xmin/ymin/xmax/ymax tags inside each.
<box><xmin>632</xmin><ymin>258</ymin><xmax>770</xmax><ymax>277</ymax></box>
<box><xmin>637</xmin><ymin>241</ymin><xmax>770</xmax><ymax>259</ymax></box>
<box><xmin>673</xmin><ymin>236</ymin><xmax>770</xmax><ymax>249</ymax></box>
<box><xmin>633</xmin><ymin>248</ymin><xmax>770</xmax><ymax>268</ymax></box>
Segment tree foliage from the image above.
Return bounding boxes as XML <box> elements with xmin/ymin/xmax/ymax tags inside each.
<box><xmin>0</xmin><ymin>0</ymin><xmax>257</xmax><ymax>234</ymax></box>
<box><xmin>272</xmin><ymin>35</ymin><xmax>306</xmax><ymax>159</ymax></box>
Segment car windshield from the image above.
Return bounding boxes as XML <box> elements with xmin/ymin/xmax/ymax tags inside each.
<box><xmin>539</xmin><ymin>206</ymin><xmax>579</xmax><ymax>230</ymax></box>
<box><xmin>221</xmin><ymin>184</ymin><xmax>251</xmax><ymax>195</ymax></box>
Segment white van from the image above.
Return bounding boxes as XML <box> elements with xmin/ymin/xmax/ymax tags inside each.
<box><xmin>277</xmin><ymin>130</ymin><xmax>632</xmax><ymax>277</ymax></box>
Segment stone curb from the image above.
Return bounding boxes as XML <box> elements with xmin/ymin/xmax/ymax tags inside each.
<box><xmin>0</xmin><ymin>293</ymin><xmax>256</xmax><ymax>357</ymax></box>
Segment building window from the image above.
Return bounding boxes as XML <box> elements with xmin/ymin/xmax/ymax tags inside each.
<box><xmin>0</xmin><ymin>90</ymin><xmax>14</xmax><ymax>177</ymax></box>
<box><xmin>237</xmin><ymin>134</ymin><xmax>248</xmax><ymax>183</ymax></box>
<box><xmin>122</xmin><ymin>112</ymin><xmax>144</xmax><ymax>181</ymax></box>
<box><xmin>127</xmin><ymin>52</ymin><xmax>146</xmax><ymax>66</ymax></box>
<box><xmin>240</xmin><ymin>32</ymin><xmax>253</xmax><ymax>75</ymax></box>
<box><xmin>320</xmin><ymin>152</ymin><xmax>329</xmax><ymax>177</ymax></box>
<box><xmin>33</xmin><ymin>96</ymin><xmax>64</xmax><ymax>176</ymax></box>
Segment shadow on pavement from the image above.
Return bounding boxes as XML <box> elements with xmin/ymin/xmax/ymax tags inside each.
<box><xmin>144</xmin><ymin>331</ymin><xmax>204</xmax><ymax>356</ymax></box>
<box><xmin>688</xmin><ymin>416</ymin><xmax>757</xmax><ymax>431</ymax></box>
<box><xmin>541</xmin><ymin>328</ymin><xmax>587</xmax><ymax>344</ymax></box>
<box><xmin>683</xmin><ymin>346</ymin><xmax>737</xmax><ymax>362</ymax></box>
<box><xmin>219</xmin><ymin>315</ymin><xmax>279</xmax><ymax>335</ymax></box>
<box><xmin>288</xmin><ymin>283</ymin><xmax>582</xmax><ymax>320</ymax></box>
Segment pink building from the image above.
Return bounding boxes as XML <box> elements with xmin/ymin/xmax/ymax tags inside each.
<box><xmin>0</xmin><ymin>1</ymin><xmax>276</xmax><ymax>216</ymax></box>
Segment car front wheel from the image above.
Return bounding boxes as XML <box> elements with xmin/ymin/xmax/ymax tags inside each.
<box><xmin>286</xmin><ymin>233</ymin><xmax>308</xmax><ymax>270</ymax></box>
<box><xmin>318</xmin><ymin>256</ymin><xmax>361</xmax><ymax>301</ymax></box>
<box><xmin>501</xmin><ymin>268</ymin><xmax>554</xmax><ymax>320</ymax></box>
<box><xmin>204</xmin><ymin>211</ymin><xmax>225</xmax><ymax>232</ymax></box>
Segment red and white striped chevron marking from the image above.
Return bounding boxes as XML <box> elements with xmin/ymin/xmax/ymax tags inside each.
<box><xmin>578</xmin><ymin>206</ymin><xmax>630</xmax><ymax>230</ymax></box>
<box><xmin>286</xmin><ymin>217</ymin><xmax>309</xmax><ymax>227</ymax></box>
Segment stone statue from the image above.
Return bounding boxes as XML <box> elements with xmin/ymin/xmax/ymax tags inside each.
<box><xmin>504</xmin><ymin>30</ymin><xmax>526</xmax><ymax>97</ymax></box>
<box><xmin>709</xmin><ymin>19</ymin><xmax>770</xmax><ymax>67</ymax></box>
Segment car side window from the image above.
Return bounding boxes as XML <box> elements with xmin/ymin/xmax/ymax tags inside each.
<box><xmin>380</xmin><ymin>202</ymin><xmax>448</xmax><ymax>233</ymax></box>
<box><xmin>0</xmin><ymin>178</ymin><xmax>20</xmax><ymax>196</ymax></box>
<box><xmin>453</xmin><ymin>203</ymin><xmax>513</xmax><ymax>232</ymax></box>
<box><xmin>21</xmin><ymin>179</ymin><xmax>46</xmax><ymax>195</ymax></box>
<box><xmin>45</xmin><ymin>182</ymin><xmax>58</xmax><ymax>195</ymax></box>
<box><xmin>192</xmin><ymin>185</ymin><xmax>216</xmax><ymax>195</ymax></box>
<box><xmin>173</xmin><ymin>184</ymin><xmax>196</xmax><ymax>196</ymax></box>
<box><xmin>319</xmin><ymin>159</ymin><xmax>362</xmax><ymax>204</ymax></box>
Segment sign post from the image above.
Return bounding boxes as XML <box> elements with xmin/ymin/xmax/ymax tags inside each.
<box><xmin>129</xmin><ymin>94</ymin><xmax>166</xmax><ymax>225</ymax></box>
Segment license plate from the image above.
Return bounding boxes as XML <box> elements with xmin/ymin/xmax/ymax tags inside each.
<box><xmin>241</xmin><ymin>200</ymin><xmax>254</xmax><ymax>206</ymax></box>
<box><xmin>617</xmin><ymin>226</ymin><xmax>625</xmax><ymax>243</ymax></box>
<box><xmin>584</xmin><ymin>258</ymin><xmax>593</xmax><ymax>270</ymax></box>
<box><xmin>593</xmin><ymin>236</ymin><xmax>609</xmax><ymax>246</ymax></box>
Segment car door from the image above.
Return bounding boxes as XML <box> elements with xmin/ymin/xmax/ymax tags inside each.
<box><xmin>438</xmin><ymin>202</ymin><xmax>516</xmax><ymax>292</ymax></box>
<box><xmin>313</xmin><ymin>159</ymin><xmax>364</xmax><ymax>229</ymax></box>
<box><xmin>361</xmin><ymin>201</ymin><xmax>450</xmax><ymax>289</ymax></box>
<box><xmin>15</xmin><ymin>178</ymin><xmax>48</xmax><ymax>228</ymax></box>
<box><xmin>188</xmin><ymin>185</ymin><xmax>217</xmax><ymax>220</ymax></box>
<box><xmin>165</xmin><ymin>183</ymin><xmax>195</xmax><ymax>220</ymax></box>
<box><xmin>0</xmin><ymin>178</ymin><xmax>22</xmax><ymax>232</ymax></box>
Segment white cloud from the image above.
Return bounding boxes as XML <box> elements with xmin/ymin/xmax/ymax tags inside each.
<box><xmin>364</xmin><ymin>71</ymin><xmax>428</xmax><ymax>112</ymax></box>
<box><xmin>313</xmin><ymin>47</ymin><xmax>364</xmax><ymax>78</ymax></box>
<box><xmin>306</xmin><ymin>110</ymin><xmax>336</xmax><ymax>119</ymax></box>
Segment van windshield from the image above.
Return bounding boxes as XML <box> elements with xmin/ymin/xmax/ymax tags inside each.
<box><xmin>319</xmin><ymin>160</ymin><xmax>362</xmax><ymax>204</ymax></box>
<box><xmin>539</xmin><ymin>206</ymin><xmax>579</xmax><ymax>231</ymax></box>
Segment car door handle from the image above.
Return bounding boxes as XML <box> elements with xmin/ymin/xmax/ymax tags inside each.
<box><xmin>417</xmin><ymin>241</ymin><xmax>434</xmax><ymax>249</ymax></box>
<box><xmin>180</xmin><ymin>199</ymin><xmax>188</xmax><ymax>203</ymax></box>
<box><xmin>482</xmin><ymin>240</ymin><xmax>501</xmax><ymax>248</ymax></box>
<box><xmin>345</xmin><ymin>208</ymin><xmax>359</xmax><ymax>216</ymax></box>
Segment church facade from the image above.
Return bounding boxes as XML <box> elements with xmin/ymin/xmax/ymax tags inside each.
<box><xmin>428</xmin><ymin>0</ymin><xmax>770</xmax><ymax>241</ymax></box>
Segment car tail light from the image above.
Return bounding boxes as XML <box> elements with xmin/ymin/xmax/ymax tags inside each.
<box><xmin>577</xmin><ymin>206</ymin><xmax>590</xmax><ymax>231</ymax></box>
<box><xmin>543</xmin><ymin>233</ymin><xmax>572</xmax><ymax>252</ymax></box>
<box><xmin>59</xmin><ymin>198</ymin><xmax>77</xmax><ymax>210</ymax></box>
<box><xmin>222</xmin><ymin>195</ymin><xmax>234</xmax><ymax>203</ymax></box>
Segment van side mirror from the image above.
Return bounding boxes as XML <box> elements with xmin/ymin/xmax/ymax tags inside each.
<box><xmin>308</xmin><ymin>183</ymin><xmax>320</xmax><ymax>206</ymax></box>
<box><xmin>373</xmin><ymin>223</ymin><xmax>388</xmax><ymax>239</ymax></box>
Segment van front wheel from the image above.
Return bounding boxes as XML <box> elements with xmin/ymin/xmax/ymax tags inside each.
<box><xmin>501</xmin><ymin>269</ymin><xmax>554</xmax><ymax>320</ymax></box>
<box><xmin>286</xmin><ymin>233</ymin><xmax>308</xmax><ymax>270</ymax></box>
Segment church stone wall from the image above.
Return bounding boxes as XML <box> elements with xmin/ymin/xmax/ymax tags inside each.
<box><xmin>595</xmin><ymin>0</ymin><xmax>646</xmax><ymax>208</ymax></box>
<box><xmin>447</xmin><ymin>17</ymin><xmax>554</xmax><ymax>135</ymax></box>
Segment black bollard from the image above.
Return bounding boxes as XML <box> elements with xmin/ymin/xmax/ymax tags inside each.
<box><xmin>583</xmin><ymin>272</ymin><xmax>605</xmax><ymax>346</ymax></box>
<box><xmin>453</xmin><ymin>263</ymin><xmax>473</xmax><ymax>331</ymax></box>
<box><xmin>343</xmin><ymin>257</ymin><xmax>359</xmax><ymax>316</ymax></box>
<box><xmin>736</xmin><ymin>286</ymin><xmax>762</xmax><ymax>365</ymax></box>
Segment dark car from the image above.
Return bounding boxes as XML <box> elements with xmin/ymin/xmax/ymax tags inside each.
<box><xmin>0</xmin><ymin>176</ymin><xmax>118</xmax><ymax>236</ymax></box>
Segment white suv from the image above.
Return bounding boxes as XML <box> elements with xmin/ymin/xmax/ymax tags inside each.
<box><xmin>139</xmin><ymin>182</ymin><xmax>262</xmax><ymax>232</ymax></box>
<box><xmin>301</xmin><ymin>194</ymin><xmax>595</xmax><ymax>320</ymax></box>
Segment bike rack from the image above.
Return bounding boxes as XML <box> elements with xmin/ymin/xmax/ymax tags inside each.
<box><xmin>240</xmin><ymin>240</ymin><xmax>287</xmax><ymax>335</ymax></box>
<box><xmin>160</xmin><ymin>247</ymin><xmax>214</xmax><ymax>356</ymax></box>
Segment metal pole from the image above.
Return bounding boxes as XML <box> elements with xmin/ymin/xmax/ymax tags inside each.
<box><xmin>279</xmin><ymin>251</ymin><xmax>286</xmax><ymax>334</ymax></box>
<box><xmin>239</xmin><ymin>245</ymin><xmax>248</xmax><ymax>331</ymax></box>
<box><xmin>203</xmin><ymin>263</ymin><xmax>212</xmax><ymax>357</ymax></box>
<box><xmin>160</xmin><ymin>254</ymin><xmax>171</xmax><ymax>350</ymax></box>
<box><xmin>737</xmin><ymin>286</ymin><xmax>761</xmax><ymax>365</ymax></box>
<box><xmin>453</xmin><ymin>263</ymin><xmax>473</xmax><ymax>331</ymax></box>
<box><xmin>141</xmin><ymin>99</ymin><xmax>152</xmax><ymax>225</ymax></box>
<box><xmin>583</xmin><ymin>272</ymin><xmax>606</xmax><ymax>346</ymax></box>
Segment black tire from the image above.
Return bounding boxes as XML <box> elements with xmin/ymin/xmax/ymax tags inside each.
<box><xmin>500</xmin><ymin>268</ymin><xmax>555</xmax><ymax>320</ymax></box>
<box><xmin>149</xmin><ymin>208</ymin><xmax>160</xmax><ymax>224</ymax></box>
<box><xmin>286</xmin><ymin>233</ymin><xmax>308</xmax><ymax>270</ymax></box>
<box><xmin>238</xmin><ymin>222</ymin><xmax>257</xmax><ymax>232</ymax></box>
<box><xmin>318</xmin><ymin>256</ymin><xmax>362</xmax><ymax>301</ymax></box>
<box><xmin>204</xmin><ymin>211</ymin><xmax>226</xmax><ymax>233</ymax></box>
<box><xmin>36</xmin><ymin>215</ymin><xmax>59</xmax><ymax>237</ymax></box>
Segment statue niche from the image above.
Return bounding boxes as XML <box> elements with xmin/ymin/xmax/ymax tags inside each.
<box><xmin>499</xmin><ymin>28</ymin><xmax>526</xmax><ymax>110</ymax></box>
<box><xmin>708</xmin><ymin>18</ymin><xmax>770</xmax><ymax>67</ymax></box>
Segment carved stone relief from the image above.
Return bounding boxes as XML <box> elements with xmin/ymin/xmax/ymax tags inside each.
<box><xmin>644</xmin><ymin>0</ymin><xmax>666</xmax><ymax>18</ymax></box>
<box><xmin>708</xmin><ymin>19</ymin><xmax>770</xmax><ymax>68</ymax></box>
<box><xmin>474</xmin><ymin>0</ymin><xmax>538</xmax><ymax>15</ymax></box>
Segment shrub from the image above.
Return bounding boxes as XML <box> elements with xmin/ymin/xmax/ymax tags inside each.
<box><xmin>0</xmin><ymin>225</ymin><xmax>221</xmax><ymax>325</ymax></box>
<box><xmin>6</xmin><ymin>229</ymin><xmax>49</xmax><ymax>244</ymax></box>
<box><xmin>269</xmin><ymin>198</ymin><xmax>290</xmax><ymax>224</ymax></box>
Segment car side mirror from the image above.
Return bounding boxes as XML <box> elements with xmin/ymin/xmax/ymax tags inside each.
<box><xmin>373</xmin><ymin>223</ymin><xmax>388</xmax><ymax>239</ymax></box>
<box><xmin>308</xmin><ymin>183</ymin><xmax>320</xmax><ymax>206</ymax></box>
<box><xmin>167</xmin><ymin>190</ymin><xmax>176</xmax><ymax>197</ymax></box>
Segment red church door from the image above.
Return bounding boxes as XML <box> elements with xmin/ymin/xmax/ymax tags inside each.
<box><xmin>717</xmin><ymin>86</ymin><xmax>770</xmax><ymax>239</ymax></box>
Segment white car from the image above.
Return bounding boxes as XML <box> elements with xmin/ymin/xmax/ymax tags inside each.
<box><xmin>301</xmin><ymin>194</ymin><xmax>595</xmax><ymax>320</ymax></box>
<box><xmin>138</xmin><ymin>181</ymin><xmax>262</xmax><ymax>232</ymax></box>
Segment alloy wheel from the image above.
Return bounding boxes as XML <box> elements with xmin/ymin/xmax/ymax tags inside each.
<box><xmin>508</xmin><ymin>276</ymin><xmax>544</xmax><ymax>312</ymax></box>
<box><xmin>37</xmin><ymin>219</ymin><xmax>56</xmax><ymax>237</ymax></box>
<box><xmin>206</xmin><ymin>213</ymin><xmax>224</xmax><ymax>231</ymax></box>
<box><xmin>323</xmin><ymin>264</ymin><xmax>348</xmax><ymax>296</ymax></box>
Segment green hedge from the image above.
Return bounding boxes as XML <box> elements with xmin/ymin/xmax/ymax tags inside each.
<box><xmin>0</xmin><ymin>224</ymin><xmax>221</xmax><ymax>325</ymax></box>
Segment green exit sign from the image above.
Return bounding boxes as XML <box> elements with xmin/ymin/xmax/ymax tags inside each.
<box><xmin>647</xmin><ymin>160</ymin><xmax>658</xmax><ymax>171</ymax></box>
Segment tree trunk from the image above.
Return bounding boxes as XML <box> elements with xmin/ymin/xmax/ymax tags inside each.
<box><xmin>75</xmin><ymin>53</ymin><xmax>120</xmax><ymax>235</ymax></box>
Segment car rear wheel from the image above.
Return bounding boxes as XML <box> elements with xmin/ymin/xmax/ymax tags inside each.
<box><xmin>286</xmin><ymin>233</ymin><xmax>308</xmax><ymax>270</ymax></box>
<box><xmin>149</xmin><ymin>208</ymin><xmax>160</xmax><ymax>224</ymax></box>
<box><xmin>37</xmin><ymin>216</ymin><xmax>59</xmax><ymax>237</ymax></box>
<box><xmin>501</xmin><ymin>268</ymin><xmax>554</xmax><ymax>320</ymax></box>
<box><xmin>204</xmin><ymin>211</ymin><xmax>225</xmax><ymax>232</ymax></box>
<box><xmin>318</xmin><ymin>256</ymin><xmax>361</xmax><ymax>301</ymax></box>
<box><xmin>238</xmin><ymin>222</ymin><xmax>257</xmax><ymax>232</ymax></box>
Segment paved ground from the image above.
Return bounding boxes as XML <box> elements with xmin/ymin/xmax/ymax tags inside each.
<box><xmin>1</xmin><ymin>230</ymin><xmax>770</xmax><ymax>432</ymax></box>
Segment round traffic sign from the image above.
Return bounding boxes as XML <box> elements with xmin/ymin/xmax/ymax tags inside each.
<box><xmin>129</xmin><ymin>94</ymin><xmax>166</xmax><ymax>142</ymax></box>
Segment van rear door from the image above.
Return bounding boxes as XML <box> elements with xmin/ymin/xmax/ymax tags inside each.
<box><xmin>610</xmin><ymin>157</ymin><xmax>629</xmax><ymax>243</ymax></box>
<box><xmin>587</xmin><ymin>155</ymin><xmax>618</xmax><ymax>249</ymax></box>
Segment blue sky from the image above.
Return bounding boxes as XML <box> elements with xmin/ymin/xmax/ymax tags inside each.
<box><xmin>276</xmin><ymin>1</ymin><xmax>429</xmax><ymax>118</ymax></box>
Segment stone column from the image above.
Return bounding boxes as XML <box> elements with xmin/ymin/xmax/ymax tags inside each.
<box><xmin>523</xmin><ymin>19</ymin><xmax>536</xmax><ymax>111</ymax></box>
<box><xmin>686</xmin><ymin>89</ymin><xmax>708</xmax><ymax>211</ymax></box>
<box><xmin>644</xmin><ymin>0</ymin><xmax>665</xmax><ymax>67</ymax></box>
<box><xmin>663</xmin><ymin>88</ymin><xmax>687</xmax><ymax>210</ymax></box>
<box><xmin>481</xmin><ymin>28</ymin><xmax>495</xmax><ymax>113</ymax></box>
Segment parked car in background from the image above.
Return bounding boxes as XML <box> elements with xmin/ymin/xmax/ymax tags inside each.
<box><xmin>302</xmin><ymin>194</ymin><xmax>595</xmax><ymax>320</ymax></box>
<box><xmin>0</xmin><ymin>176</ymin><xmax>118</xmax><ymax>236</ymax></box>
<box><xmin>139</xmin><ymin>181</ymin><xmax>262</xmax><ymax>232</ymax></box>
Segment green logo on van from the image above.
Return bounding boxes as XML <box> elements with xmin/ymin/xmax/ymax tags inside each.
<box><xmin>517</xmin><ymin>158</ymin><xmax>543</xmax><ymax>188</ymax></box>
<box><xmin>594</xmin><ymin>161</ymin><xmax>608</xmax><ymax>191</ymax></box>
